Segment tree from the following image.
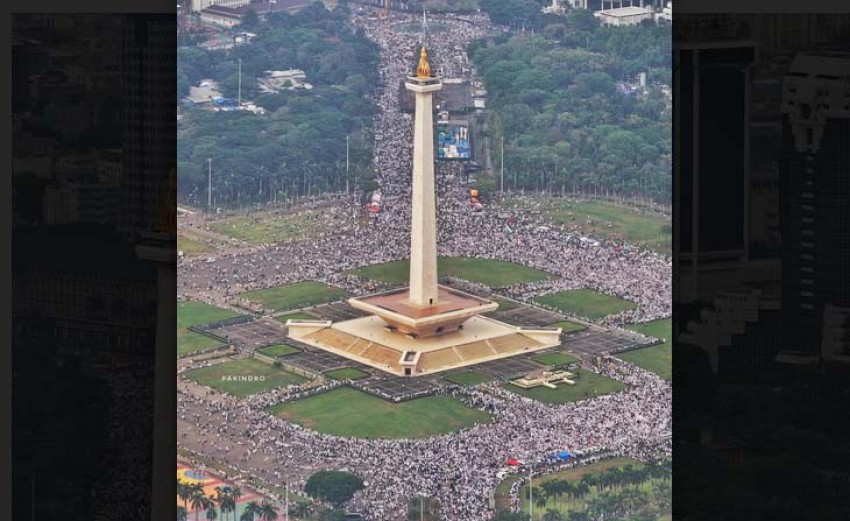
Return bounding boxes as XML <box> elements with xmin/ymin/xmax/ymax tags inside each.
<box><xmin>178</xmin><ymin>506</ymin><xmax>189</xmax><ymax>521</ymax></box>
<box><xmin>543</xmin><ymin>509</ymin><xmax>563</xmax><ymax>521</ymax></box>
<box><xmin>240</xmin><ymin>8</ymin><xmax>259</xmax><ymax>31</ymax></box>
<box><xmin>535</xmin><ymin>487</ymin><xmax>550</xmax><ymax>510</ymax></box>
<box><xmin>178</xmin><ymin>480</ymin><xmax>194</xmax><ymax>514</ymax></box>
<box><xmin>304</xmin><ymin>470</ymin><xmax>364</xmax><ymax>508</ymax></box>
<box><xmin>206</xmin><ymin>504</ymin><xmax>219</xmax><ymax>521</ymax></box>
<box><xmin>240</xmin><ymin>501</ymin><xmax>262</xmax><ymax>521</ymax></box>
<box><xmin>290</xmin><ymin>501</ymin><xmax>313</xmax><ymax>519</ymax></box>
<box><xmin>259</xmin><ymin>501</ymin><xmax>279</xmax><ymax>521</ymax></box>
<box><xmin>191</xmin><ymin>492</ymin><xmax>211</xmax><ymax>521</ymax></box>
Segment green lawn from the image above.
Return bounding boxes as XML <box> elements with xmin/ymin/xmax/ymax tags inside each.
<box><xmin>178</xmin><ymin>330</ymin><xmax>224</xmax><ymax>357</ymax></box>
<box><xmin>517</xmin><ymin>457</ymin><xmax>672</xmax><ymax>520</ymax></box>
<box><xmin>258</xmin><ymin>344</ymin><xmax>300</xmax><ymax>357</ymax></box>
<box><xmin>505</xmin><ymin>369</ymin><xmax>625</xmax><ymax>404</ymax></box>
<box><xmin>209</xmin><ymin>210</ymin><xmax>330</xmax><ymax>245</ymax></box>
<box><xmin>240</xmin><ymin>281</ymin><xmax>348</xmax><ymax>312</ymax></box>
<box><xmin>533</xmin><ymin>352</ymin><xmax>579</xmax><ymax>367</ymax></box>
<box><xmin>275</xmin><ymin>311</ymin><xmax>317</xmax><ymax>323</ymax></box>
<box><xmin>349</xmin><ymin>257</ymin><xmax>552</xmax><ymax>287</ymax></box>
<box><xmin>529</xmin><ymin>198</ymin><xmax>671</xmax><ymax>254</ymax></box>
<box><xmin>533</xmin><ymin>290</ymin><xmax>636</xmax><ymax>321</ymax></box>
<box><xmin>177</xmin><ymin>234</ymin><xmax>212</xmax><ymax>255</ymax></box>
<box><xmin>178</xmin><ymin>301</ymin><xmax>241</xmax><ymax>329</ymax></box>
<box><xmin>184</xmin><ymin>358</ymin><xmax>308</xmax><ymax>397</ymax></box>
<box><xmin>444</xmin><ymin>371</ymin><xmax>492</xmax><ymax>386</ymax></box>
<box><xmin>268</xmin><ymin>387</ymin><xmax>491</xmax><ymax>439</ymax></box>
<box><xmin>324</xmin><ymin>368</ymin><xmax>370</xmax><ymax>381</ymax></box>
<box><xmin>177</xmin><ymin>301</ymin><xmax>241</xmax><ymax>357</ymax></box>
<box><xmin>548</xmin><ymin>320</ymin><xmax>587</xmax><ymax>333</ymax></box>
<box><xmin>620</xmin><ymin>319</ymin><xmax>672</xmax><ymax>380</ymax></box>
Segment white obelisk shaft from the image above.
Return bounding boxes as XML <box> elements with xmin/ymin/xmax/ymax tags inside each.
<box><xmin>406</xmin><ymin>76</ymin><xmax>442</xmax><ymax>307</ymax></box>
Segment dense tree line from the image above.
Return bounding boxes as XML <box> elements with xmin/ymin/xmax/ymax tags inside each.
<box><xmin>177</xmin><ymin>2</ymin><xmax>380</xmax><ymax>208</ymax></box>
<box><xmin>494</xmin><ymin>459</ymin><xmax>671</xmax><ymax>521</ymax></box>
<box><xmin>470</xmin><ymin>11</ymin><xmax>671</xmax><ymax>202</ymax></box>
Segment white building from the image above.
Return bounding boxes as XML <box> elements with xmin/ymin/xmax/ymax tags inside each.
<box><xmin>595</xmin><ymin>6</ymin><xmax>654</xmax><ymax>27</ymax></box>
<box><xmin>257</xmin><ymin>69</ymin><xmax>313</xmax><ymax>93</ymax></box>
<box><xmin>656</xmin><ymin>2</ymin><xmax>672</xmax><ymax>23</ymax></box>
<box><xmin>542</xmin><ymin>0</ymin><xmax>567</xmax><ymax>15</ymax></box>
<box><xmin>191</xmin><ymin>0</ymin><xmax>250</xmax><ymax>13</ymax></box>
<box><xmin>199</xmin><ymin>5</ymin><xmax>244</xmax><ymax>27</ymax></box>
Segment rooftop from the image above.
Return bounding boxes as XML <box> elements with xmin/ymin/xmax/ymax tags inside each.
<box><xmin>597</xmin><ymin>6</ymin><xmax>653</xmax><ymax>16</ymax></box>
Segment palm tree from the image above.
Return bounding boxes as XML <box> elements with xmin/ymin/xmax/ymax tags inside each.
<box><xmin>240</xmin><ymin>501</ymin><xmax>261</xmax><ymax>521</ymax></box>
<box><xmin>231</xmin><ymin>486</ymin><xmax>243</xmax><ymax>518</ymax></box>
<box><xmin>206</xmin><ymin>503</ymin><xmax>219</xmax><ymax>521</ymax></box>
<box><xmin>535</xmin><ymin>488</ymin><xmax>549</xmax><ymax>510</ymax></box>
<box><xmin>291</xmin><ymin>501</ymin><xmax>312</xmax><ymax>519</ymax></box>
<box><xmin>178</xmin><ymin>480</ymin><xmax>195</xmax><ymax>514</ymax></box>
<box><xmin>581</xmin><ymin>473</ymin><xmax>597</xmax><ymax>492</ymax></box>
<box><xmin>541</xmin><ymin>481</ymin><xmax>560</xmax><ymax>510</ymax></box>
<box><xmin>215</xmin><ymin>486</ymin><xmax>236</xmax><ymax>521</ymax></box>
<box><xmin>178</xmin><ymin>506</ymin><xmax>189</xmax><ymax>521</ymax></box>
<box><xmin>566</xmin><ymin>512</ymin><xmax>589</xmax><ymax>521</ymax></box>
<box><xmin>259</xmin><ymin>501</ymin><xmax>279</xmax><ymax>521</ymax></box>
<box><xmin>573</xmin><ymin>482</ymin><xmax>590</xmax><ymax>511</ymax></box>
<box><xmin>559</xmin><ymin>481</ymin><xmax>576</xmax><ymax>510</ymax></box>
<box><xmin>191</xmin><ymin>492</ymin><xmax>210</xmax><ymax>521</ymax></box>
<box><xmin>542</xmin><ymin>509</ymin><xmax>563</xmax><ymax>521</ymax></box>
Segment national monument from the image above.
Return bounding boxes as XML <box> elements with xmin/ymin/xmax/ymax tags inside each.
<box><xmin>287</xmin><ymin>47</ymin><xmax>562</xmax><ymax>376</ymax></box>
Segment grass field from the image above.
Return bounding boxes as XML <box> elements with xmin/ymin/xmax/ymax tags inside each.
<box><xmin>548</xmin><ymin>320</ymin><xmax>587</xmax><ymax>333</ymax></box>
<box><xmin>177</xmin><ymin>234</ymin><xmax>212</xmax><ymax>255</ymax></box>
<box><xmin>530</xmin><ymin>198</ymin><xmax>671</xmax><ymax>254</ymax></box>
<box><xmin>505</xmin><ymin>369</ymin><xmax>625</xmax><ymax>404</ymax></box>
<box><xmin>533</xmin><ymin>289</ymin><xmax>636</xmax><ymax>321</ymax></box>
<box><xmin>209</xmin><ymin>210</ymin><xmax>330</xmax><ymax>245</ymax></box>
<box><xmin>178</xmin><ymin>301</ymin><xmax>241</xmax><ymax>329</ymax></box>
<box><xmin>324</xmin><ymin>368</ymin><xmax>370</xmax><ymax>380</ymax></box>
<box><xmin>274</xmin><ymin>311</ymin><xmax>317</xmax><ymax>323</ymax></box>
<box><xmin>444</xmin><ymin>371</ymin><xmax>492</xmax><ymax>386</ymax></box>
<box><xmin>268</xmin><ymin>387</ymin><xmax>491</xmax><ymax>439</ymax></box>
<box><xmin>620</xmin><ymin>319</ymin><xmax>672</xmax><ymax>380</ymax></box>
<box><xmin>178</xmin><ymin>331</ymin><xmax>224</xmax><ymax>358</ymax></box>
<box><xmin>177</xmin><ymin>301</ymin><xmax>241</xmax><ymax>357</ymax></box>
<box><xmin>257</xmin><ymin>344</ymin><xmax>300</xmax><ymax>357</ymax></box>
<box><xmin>240</xmin><ymin>281</ymin><xmax>348</xmax><ymax>312</ymax></box>
<box><xmin>184</xmin><ymin>358</ymin><xmax>307</xmax><ymax>397</ymax></box>
<box><xmin>533</xmin><ymin>352</ymin><xmax>579</xmax><ymax>367</ymax></box>
<box><xmin>349</xmin><ymin>257</ymin><xmax>552</xmax><ymax>287</ymax></box>
<box><xmin>516</xmin><ymin>457</ymin><xmax>671</xmax><ymax>520</ymax></box>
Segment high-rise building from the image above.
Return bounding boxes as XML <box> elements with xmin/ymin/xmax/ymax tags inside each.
<box><xmin>121</xmin><ymin>15</ymin><xmax>176</xmax><ymax>237</ymax></box>
<box><xmin>779</xmin><ymin>50</ymin><xmax>850</xmax><ymax>358</ymax></box>
<box><xmin>673</xmin><ymin>16</ymin><xmax>757</xmax><ymax>304</ymax></box>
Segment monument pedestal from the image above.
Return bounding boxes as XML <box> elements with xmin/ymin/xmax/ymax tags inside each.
<box><xmin>287</xmin><ymin>312</ymin><xmax>562</xmax><ymax>377</ymax></box>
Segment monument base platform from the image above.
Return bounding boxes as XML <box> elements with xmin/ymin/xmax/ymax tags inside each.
<box><xmin>287</xmin><ymin>315</ymin><xmax>562</xmax><ymax>377</ymax></box>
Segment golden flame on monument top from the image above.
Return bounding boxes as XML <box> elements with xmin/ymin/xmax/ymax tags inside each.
<box><xmin>416</xmin><ymin>46</ymin><xmax>431</xmax><ymax>79</ymax></box>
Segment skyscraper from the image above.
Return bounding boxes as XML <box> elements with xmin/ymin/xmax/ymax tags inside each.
<box><xmin>122</xmin><ymin>15</ymin><xmax>177</xmax><ymax>237</ymax></box>
<box><xmin>779</xmin><ymin>50</ymin><xmax>850</xmax><ymax>358</ymax></box>
<box><xmin>673</xmin><ymin>16</ymin><xmax>757</xmax><ymax>305</ymax></box>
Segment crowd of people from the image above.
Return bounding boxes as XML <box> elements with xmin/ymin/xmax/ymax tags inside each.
<box><xmin>177</xmin><ymin>10</ymin><xmax>672</xmax><ymax>520</ymax></box>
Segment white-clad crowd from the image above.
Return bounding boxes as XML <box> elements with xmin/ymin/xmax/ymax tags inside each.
<box><xmin>177</xmin><ymin>11</ymin><xmax>671</xmax><ymax>520</ymax></box>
